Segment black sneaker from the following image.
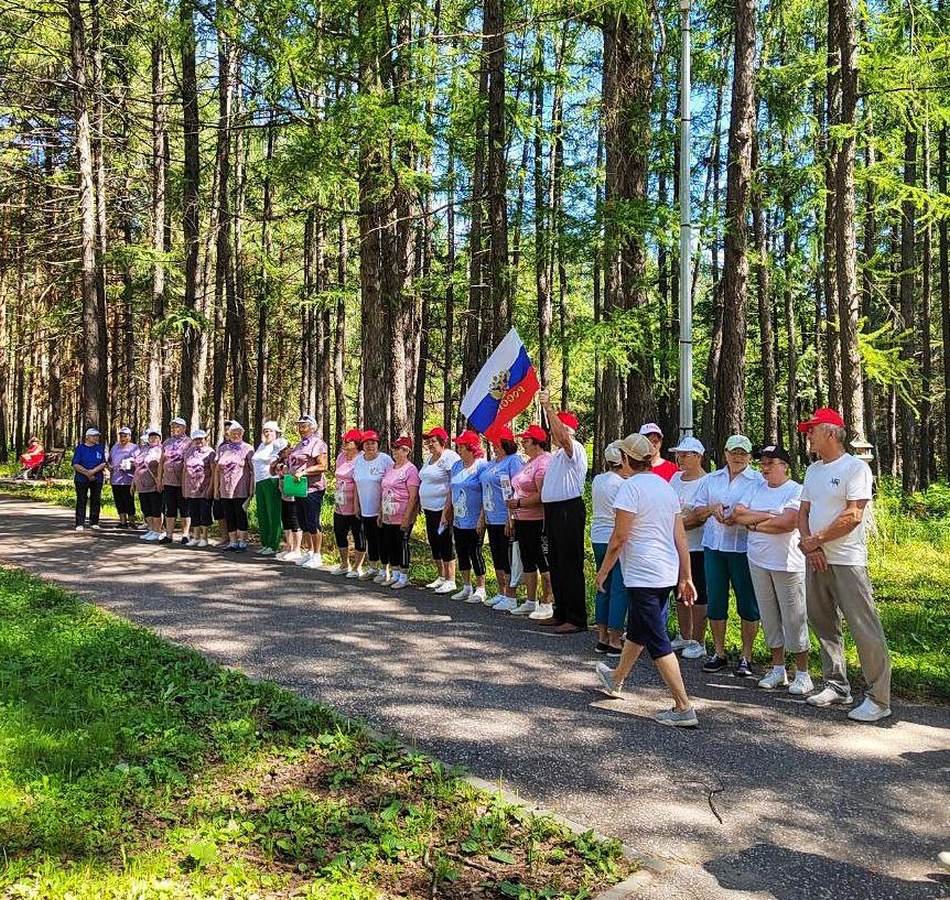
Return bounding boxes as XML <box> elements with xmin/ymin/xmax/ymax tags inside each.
<box><xmin>702</xmin><ymin>654</ymin><xmax>728</xmax><ymax>673</ymax></box>
<box><xmin>735</xmin><ymin>657</ymin><xmax>754</xmax><ymax>678</ymax></box>
<box><xmin>180</xmin><ymin>536</ymin><xmax>190</xmax><ymax>546</ymax></box>
<box><xmin>605</xmin><ymin>645</ymin><xmax>622</xmax><ymax>657</ymax></box>
<box><xmin>594</xmin><ymin>641</ymin><xmax>611</xmax><ymax>655</ymax></box>
<box><xmin>157</xmin><ymin>535</ymin><xmax>171</xmax><ymax>544</ymax></box>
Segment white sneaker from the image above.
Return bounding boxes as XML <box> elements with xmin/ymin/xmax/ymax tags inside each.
<box><xmin>681</xmin><ymin>641</ymin><xmax>706</xmax><ymax>660</ymax></box>
<box><xmin>281</xmin><ymin>550</ymin><xmax>303</xmax><ymax>563</ymax></box>
<box><xmin>758</xmin><ymin>667</ymin><xmax>789</xmax><ymax>690</ymax></box>
<box><xmin>435</xmin><ymin>581</ymin><xmax>458</xmax><ymax>595</ymax></box>
<box><xmin>310</xmin><ymin>553</ymin><xmax>323</xmax><ymax>567</ymax></box>
<box><xmin>788</xmin><ymin>671</ymin><xmax>814</xmax><ymax>695</ymax></box>
<box><xmin>670</xmin><ymin>634</ymin><xmax>690</xmax><ymax>651</ymax></box>
<box><xmin>806</xmin><ymin>686</ymin><xmax>853</xmax><ymax>707</ymax></box>
<box><xmin>302</xmin><ymin>554</ymin><xmax>324</xmax><ymax>569</ymax></box>
<box><xmin>196</xmin><ymin>539</ymin><xmax>208</xmax><ymax>548</ymax></box>
<box><xmin>847</xmin><ymin>697</ymin><xmax>892</xmax><ymax>723</ymax></box>
<box><xmin>144</xmin><ymin>531</ymin><xmax>161</xmax><ymax>542</ymax></box>
<box><xmin>139</xmin><ymin>530</ymin><xmax>153</xmax><ymax>541</ymax></box>
<box><xmin>91</xmin><ymin>524</ymin><xmax>101</xmax><ymax>531</ymax></box>
<box><xmin>346</xmin><ymin>569</ymin><xmax>362</xmax><ymax>579</ymax></box>
<box><xmin>451</xmin><ymin>585</ymin><xmax>472</xmax><ymax>601</ymax></box>
<box><xmin>373</xmin><ymin>571</ymin><xmax>389</xmax><ymax>585</ymax></box>
<box><xmin>483</xmin><ymin>593</ymin><xmax>502</xmax><ymax>607</ymax></box>
<box><xmin>465</xmin><ymin>589</ymin><xmax>485</xmax><ymax>604</ymax></box>
<box><xmin>528</xmin><ymin>602</ymin><xmax>554</xmax><ymax>620</ymax></box>
<box><xmin>595</xmin><ymin>661</ymin><xmax>624</xmax><ymax>699</ymax></box>
<box><xmin>426</xmin><ymin>576</ymin><xmax>445</xmax><ymax>590</ymax></box>
<box><xmin>294</xmin><ymin>552</ymin><xmax>313</xmax><ymax>566</ymax></box>
<box><xmin>359</xmin><ymin>567</ymin><xmax>378</xmax><ymax>581</ymax></box>
<box><xmin>328</xmin><ymin>563</ymin><xmax>349</xmax><ymax>575</ymax></box>
<box><xmin>492</xmin><ymin>596</ymin><xmax>518</xmax><ymax>612</ymax></box>
<box><xmin>391</xmin><ymin>574</ymin><xmax>409</xmax><ymax>590</ymax></box>
<box><xmin>511</xmin><ymin>600</ymin><xmax>536</xmax><ymax>616</ymax></box>
<box><xmin>75</xmin><ymin>525</ymin><xmax>85</xmax><ymax>532</ymax></box>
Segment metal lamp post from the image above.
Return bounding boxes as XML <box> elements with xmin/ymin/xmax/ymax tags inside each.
<box><xmin>678</xmin><ymin>0</ymin><xmax>694</xmax><ymax>438</ymax></box>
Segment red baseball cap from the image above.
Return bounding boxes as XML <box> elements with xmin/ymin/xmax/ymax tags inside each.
<box><xmin>342</xmin><ymin>429</ymin><xmax>363</xmax><ymax>443</ymax></box>
<box><xmin>360</xmin><ymin>429</ymin><xmax>380</xmax><ymax>442</ymax></box>
<box><xmin>798</xmin><ymin>407</ymin><xmax>845</xmax><ymax>432</ymax></box>
<box><xmin>453</xmin><ymin>429</ymin><xmax>482</xmax><ymax>450</ymax></box>
<box><xmin>422</xmin><ymin>426</ymin><xmax>449</xmax><ymax>441</ymax></box>
<box><xmin>392</xmin><ymin>435</ymin><xmax>413</xmax><ymax>450</ymax></box>
<box><xmin>488</xmin><ymin>425</ymin><xmax>515</xmax><ymax>443</ymax></box>
<box><xmin>557</xmin><ymin>410</ymin><xmax>579</xmax><ymax>430</ymax></box>
<box><xmin>517</xmin><ymin>424</ymin><xmax>548</xmax><ymax>443</ymax></box>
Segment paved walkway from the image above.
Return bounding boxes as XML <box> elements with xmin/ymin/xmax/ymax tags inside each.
<box><xmin>0</xmin><ymin>496</ymin><xmax>947</xmax><ymax>899</ymax></box>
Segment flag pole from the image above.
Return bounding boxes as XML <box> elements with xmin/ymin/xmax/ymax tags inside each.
<box><xmin>678</xmin><ymin>0</ymin><xmax>694</xmax><ymax>438</ymax></box>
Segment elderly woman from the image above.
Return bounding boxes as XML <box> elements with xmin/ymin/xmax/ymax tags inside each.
<box><xmin>17</xmin><ymin>436</ymin><xmax>45</xmax><ymax>480</ymax></box>
<box><xmin>691</xmin><ymin>434</ymin><xmax>764</xmax><ymax>677</ymax></box>
<box><xmin>593</xmin><ymin>434</ymin><xmax>699</xmax><ymax>727</ymax></box>
<box><xmin>378</xmin><ymin>436</ymin><xmax>420</xmax><ymax>590</ymax></box>
<box><xmin>590</xmin><ymin>441</ymin><xmax>633</xmax><ymax>656</ymax></box>
<box><xmin>72</xmin><ymin>427</ymin><xmax>107</xmax><ymax>531</ymax></box>
<box><xmin>108</xmin><ymin>427</ymin><xmax>138</xmax><ymax>528</ymax></box>
<box><xmin>733</xmin><ymin>445</ymin><xmax>813</xmax><ymax>695</ymax></box>
<box><xmin>507</xmin><ymin>424</ymin><xmax>552</xmax><ymax>619</ymax></box>
<box><xmin>252</xmin><ymin>420</ymin><xmax>287</xmax><ymax>556</ymax></box>
<box><xmin>668</xmin><ymin>436</ymin><xmax>709</xmax><ymax>660</ymax></box>
<box><xmin>135</xmin><ymin>428</ymin><xmax>164</xmax><ymax>541</ymax></box>
<box><xmin>214</xmin><ymin>422</ymin><xmax>255</xmax><ymax>552</ymax></box>
<box><xmin>272</xmin><ymin>445</ymin><xmax>304</xmax><ymax>562</ymax></box>
<box><xmin>479</xmin><ymin>426</ymin><xmax>524</xmax><ymax>611</ymax></box>
<box><xmin>442</xmin><ymin>430</ymin><xmax>488</xmax><ymax>603</ymax></box>
<box><xmin>329</xmin><ymin>429</ymin><xmax>368</xmax><ymax>577</ymax></box>
<box><xmin>287</xmin><ymin>414</ymin><xmax>329</xmax><ymax>569</ymax></box>
<box><xmin>354</xmin><ymin>429</ymin><xmax>393</xmax><ymax>581</ymax></box>
<box><xmin>182</xmin><ymin>429</ymin><xmax>215</xmax><ymax>547</ymax></box>
<box><xmin>157</xmin><ymin>416</ymin><xmax>191</xmax><ymax>544</ymax></box>
<box><xmin>418</xmin><ymin>426</ymin><xmax>460</xmax><ymax>593</ymax></box>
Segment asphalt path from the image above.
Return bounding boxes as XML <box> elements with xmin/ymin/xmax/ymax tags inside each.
<box><xmin>0</xmin><ymin>495</ymin><xmax>947</xmax><ymax>899</ymax></box>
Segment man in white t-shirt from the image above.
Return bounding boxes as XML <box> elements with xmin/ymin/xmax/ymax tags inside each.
<box><xmin>797</xmin><ymin>407</ymin><xmax>892</xmax><ymax>723</ymax></box>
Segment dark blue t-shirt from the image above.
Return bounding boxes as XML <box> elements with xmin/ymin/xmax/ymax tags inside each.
<box><xmin>72</xmin><ymin>442</ymin><xmax>107</xmax><ymax>484</ymax></box>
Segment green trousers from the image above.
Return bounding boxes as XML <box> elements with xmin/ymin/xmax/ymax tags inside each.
<box><xmin>255</xmin><ymin>478</ymin><xmax>282</xmax><ymax>550</ymax></box>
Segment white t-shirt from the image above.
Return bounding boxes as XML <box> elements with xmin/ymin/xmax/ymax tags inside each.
<box><xmin>745</xmin><ymin>479</ymin><xmax>806</xmax><ymax>572</ymax></box>
<box><xmin>670</xmin><ymin>471</ymin><xmax>707</xmax><ymax>552</ymax></box>
<box><xmin>251</xmin><ymin>438</ymin><xmax>287</xmax><ymax>483</ymax></box>
<box><xmin>418</xmin><ymin>449</ymin><xmax>461</xmax><ymax>511</ymax></box>
<box><xmin>801</xmin><ymin>453</ymin><xmax>874</xmax><ymax>566</ymax></box>
<box><xmin>694</xmin><ymin>466</ymin><xmax>764</xmax><ymax>553</ymax></box>
<box><xmin>590</xmin><ymin>471</ymin><xmax>625</xmax><ymax>544</ymax></box>
<box><xmin>540</xmin><ymin>440</ymin><xmax>587</xmax><ymax>503</ymax></box>
<box><xmin>612</xmin><ymin>472</ymin><xmax>682</xmax><ymax>588</ymax></box>
<box><xmin>353</xmin><ymin>452</ymin><xmax>394</xmax><ymax>517</ymax></box>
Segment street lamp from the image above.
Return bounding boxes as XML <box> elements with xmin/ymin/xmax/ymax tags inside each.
<box><xmin>678</xmin><ymin>0</ymin><xmax>694</xmax><ymax>438</ymax></box>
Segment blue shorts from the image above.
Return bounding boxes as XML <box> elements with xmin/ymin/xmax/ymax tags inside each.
<box><xmin>626</xmin><ymin>586</ymin><xmax>674</xmax><ymax>659</ymax></box>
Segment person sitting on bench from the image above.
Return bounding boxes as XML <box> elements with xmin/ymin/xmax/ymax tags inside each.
<box><xmin>16</xmin><ymin>437</ymin><xmax>45</xmax><ymax>480</ymax></box>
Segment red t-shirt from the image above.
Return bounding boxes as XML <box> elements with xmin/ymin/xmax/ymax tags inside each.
<box><xmin>652</xmin><ymin>458</ymin><xmax>679</xmax><ymax>482</ymax></box>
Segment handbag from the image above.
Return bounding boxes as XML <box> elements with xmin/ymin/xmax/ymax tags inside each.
<box><xmin>509</xmin><ymin>539</ymin><xmax>524</xmax><ymax>588</ymax></box>
<box><xmin>282</xmin><ymin>474</ymin><xmax>309</xmax><ymax>498</ymax></box>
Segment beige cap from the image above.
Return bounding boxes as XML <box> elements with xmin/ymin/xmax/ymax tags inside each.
<box><xmin>616</xmin><ymin>433</ymin><xmax>654</xmax><ymax>461</ymax></box>
<box><xmin>604</xmin><ymin>440</ymin><xmax>623</xmax><ymax>466</ymax></box>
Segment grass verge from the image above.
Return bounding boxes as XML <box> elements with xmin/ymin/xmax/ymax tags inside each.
<box><xmin>0</xmin><ymin>566</ymin><xmax>632</xmax><ymax>898</ymax></box>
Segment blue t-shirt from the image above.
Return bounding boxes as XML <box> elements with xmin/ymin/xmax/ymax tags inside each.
<box><xmin>72</xmin><ymin>442</ymin><xmax>107</xmax><ymax>483</ymax></box>
<box><xmin>450</xmin><ymin>459</ymin><xmax>487</xmax><ymax>530</ymax></box>
<box><xmin>479</xmin><ymin>454</ymin><xmax>524</xmax><ymax>526</ymax></box>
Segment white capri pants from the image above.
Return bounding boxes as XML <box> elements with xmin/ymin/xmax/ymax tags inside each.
<box><xmin>748</xmin><ymin>563</ymin><xmax>809</xmax><ymax>653</ymax></box>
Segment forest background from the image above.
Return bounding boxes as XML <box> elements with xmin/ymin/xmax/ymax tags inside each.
<box><xmin>0</xmin><ymin>0</ymin><xmax>948</xmax><ymax>491</ymax></box>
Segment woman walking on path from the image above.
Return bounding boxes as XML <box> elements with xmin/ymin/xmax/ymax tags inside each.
<box><xmin>354</xmin><ymin>430</ymin><xmax>393</xmax><ymax>581</ymax></box>
<box><xmin>252</xmin><ymin>421</ymin><xmax>287</xmax><ymax>556</ymax></box>
<box><xmin>214</xmin><ymin>422</ymin><xmax>254</xmax><ymax>552</ymax></box>
<box><xmin>108</xmin><ymin>427</ymin><xmax>138</xmax><ymax>528</ymax></box>
<box><xmin>157</xmin><ymin>417</ymin><xmax>191</xmax><ymax>544</ymax></box>
<box><xmin>594</xmin><ymin>434</ymin><xmax>699</xmax><ymax>728</ymax></box>
<box><xmin>418</xmin><ymin>427</ymin><xmax>460</xmax><ymax>594</ymax></box>
<box><xmin>443</xmin><ymin>430</ymin><xmax>488</xmax><ymax>603</ymax></box>
<box><xmin>329</xmin><ymin>429</ymin><xmax>367</xmax><ymax>577</ymax></box>
<box><xmin>479</xmin><ymin>426</ymin><xmax>524</xmax><ymax>611</ymax></box>
<box><xmin>272</xmin><ymin>445</ymin><xmax>305</xmax><ymax>562</ymax></box>
<box><xmin>507</xmin><ymin>424</ymin><xmax>552</xmax><ymax>619</ymax></box>
<box><xmin>668</xmin><ymin>436</ymin><xmax>709</xmax><ymax>660</ymax></box>
<box><xmin>378</xmin><ymin>436</ymin><xmax>420</xmax><ymax>590</ymax></box>
<box><xmin>72</xmin><ymin>428</ymin><xmax>107</xmax><ymax>531</ymax></box>
<box><xmin>691</xmin><ymin>434</ymin><xmax>764</xmax><ymax>677</ymax></box>
<box><xmin>287</xmin><ymin>414</ymin><xmax>328</xmax><ymax>569</ymax></box>
<box><xmin>733</xmin><ymin>445</ymin><xmax>813</xmax><ymax>694</ymax></box>
<box><xmin>135</xmin><ymin>428</ymin><xmax>164</xmax><ymax>541</ymax></box>
<box><xmin>182</xmin><ymin>430</ymin><xmax>215</xmax><ymax>547</ymax></box>
<box><xmin>590</xmin><ymin>441</ymin><xmax>633</xmax><ymax>656</ymax></box>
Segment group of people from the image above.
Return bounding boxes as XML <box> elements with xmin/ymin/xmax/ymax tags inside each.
<box><xmin>66</xmin><ymin>395</ymin><xmax>892</xmax><ymax>729</ymax></box>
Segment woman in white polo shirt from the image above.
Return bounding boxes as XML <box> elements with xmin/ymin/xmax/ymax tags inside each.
<box><xmin>733</xmin><ymin>445</ymin><xmax>813</xmax><ymax>695</ymax></box>
<box><xmin>353</xmin><ymin>429</ymin><xmax>393</xmax><ymax>580</ymax></box>
<box><xmin>251</xmin><ymin>420</ymin><xmax>287</xmax><ymax>556</ymax></box>
<box><xmin>417</xmin><ymin>426</ymin><xmax>460</xmax><ymax>594</ymax></box>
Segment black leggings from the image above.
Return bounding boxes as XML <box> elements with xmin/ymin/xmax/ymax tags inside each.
<box><xmin>380</xmin><ymin>523</ymin><xmax>410</xmax><ymax>569</ymax></box>
<box><xmin>362</xmin><ymin>515</ymin><xmax>382</xmax><ymax>563</ymax></box>
<box><xmin>139</xmin><ymin>490</ymin><xmax>162</xmax><ymax>519</ymax></box>
<box><xmin>333</xmin><ymin>513</ymin><xmax>366</xmax><ymax>551</ymax></box>
<box><xmin>281</xmin><ymin>499</ymin><xmax>300</xmax><ymax>532</ymax></box>
<box><xmin>112</xmin><ymin>484</ymin><xmax>136</xmax><ymax>517</ymax></box>
<box><xmin>221</xmin><ymin>497</ymin><xmax>249</xmax><ymax>532</ymax></box>
<box><xmin>186</xmin><ymin>496</ymin><xmax>213</xmax><ymax>527</ymax></box>
<box><xmin>513</xmin><ymin>518</ymin><xmax>548</xmax><ymax>573</ymax></box>
<box><xmin>454</xmin><ymin>526</ymin><xmax>486</xmax><ymax>576</ymax></box>
<box><xmin>486</xmin><ymin>523</ymin><xmax>511</xmax><ymax>574</ymax></box>
<box><xmin>424</xmin><ymin>508</ymin><xmax>455</xmax><ymax>561</ymax></box>
<box><xmin>74</xmin><ymin>479</ymin><xmax>102</xmax><ymax>526</ymax></box>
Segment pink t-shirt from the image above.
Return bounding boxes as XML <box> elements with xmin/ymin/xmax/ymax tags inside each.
<box><xmin>182</xmin><ymin>445</ymin><xmax>215</xmax><ymax>499</ymax></box>
<box><xmin>161</xmin><ymin>435</ymin><xmax>191</xmax><ymax>487</ymax></box>
<box><xmin>334</xmin><ymin>452</ymin><xmax>358</xmax><ymax>516</ymax></box>
<box><xmin>380</xmin><ymin>462</ymin><xmax>421</xmax><ymax>525</ymax></box>
<box><xmin>215</xmin><ymin>441</ymin><xmax>254</xmax><ymax>499</ymax></box>
<box><xmin>511</xmin><ymin>452</ymin><xmax>550</xmax><ymax>521</ymax></box>
<box><xmin>133</xmin><ymin>445</ymin><xmax>162</xmax><ymax>493</ymax></box>
<box><xmin>288</xmin><ymin>434</ymin><xmax>328</xmax><ymax>493</ymax></box>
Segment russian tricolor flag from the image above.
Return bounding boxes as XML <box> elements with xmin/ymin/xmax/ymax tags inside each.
<box><xmin>461</xmin><ymin>328</ymin><xmax>540</xmax><ymax>440</ymax></box>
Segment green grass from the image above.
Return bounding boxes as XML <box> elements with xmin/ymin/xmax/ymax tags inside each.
<box><xmin>2</xmin><ymin>475</ymin><xmax>947</xmax><ymax>700</ymax></box>
<box><xmin>0</xmin><ymin>566</ymin><xmax>631</xmax><ymax>898</ymax></box>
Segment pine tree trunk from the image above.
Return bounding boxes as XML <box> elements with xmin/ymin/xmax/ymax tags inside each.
<box><xmin>899</xmin><ymin>127</ymin><xmax>918</xmax><ymax>492</ymax></box>
<box><xmin>920</xmin><ymin>122</ymin><xmax>933</xmax><ymax>486</ymax></box>
<box><xmin>334</xmin><ymin>215</ymin><xmax>347</xmax><ymax>444</ymax></box>
<box><xmin>90</xmin><ymin>0</ymin><xmax>109</xmax><ymax>429</ymax></box>
<box><xmin>940</xmin><ymin>118</ymin><xmax>950</xmax><ymax>478</ymax></box>
<box><xmin>444</xmin><ymin>145</ymin><xmax>456</xmax><ymax>432</ymax></box>
<box><xmin>821</xmin><ymin>17</ymin><xmax>842</xmax><ymax>410</ymax></box>
<box><xmin>752</xmin><ymin>129</ymin><xmax>777</xmax><ymax>443</ymax></box>
<box><xmin>533</xmin><ymin>39</ymin><xmax>551</xmax><ymax>386</ymax></box>
<box><xmin>256</xmin><ymin>119</ymin><xmax>274</xmax><ymax>430</ymax></box>
<box><xmin>148</xmin><ymin>38</ymin><xmax>166</xmax><ymax>430</ymax></box>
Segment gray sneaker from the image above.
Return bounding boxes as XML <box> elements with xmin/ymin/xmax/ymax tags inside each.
<box><xmin>595</xmin><ymin>662</ymin><xmax>624</xmax><ymax>699</ymax></box>
<box><xmin>654</xmin><ymin>707</ymin><xmax>699</xmax><ymax>728</ymax></box>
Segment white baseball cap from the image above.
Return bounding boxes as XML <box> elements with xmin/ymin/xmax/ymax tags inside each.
<box><xmin>638</xmin><ymin>423</ymin><xmax>663</xmax><ymax>438</ymax></box>
<box><xmin>725</xmin><ymin>434</ymin><xmax>753</xmax><ymax>453</ymax></box>
<box><xmin>146</xmin><ymin>426</ymin><xmax>161</xmax><ymax>437</ymax></box>
<box><xmin>190</xmin><ymin>429</ymin><xmax>207</xmax><ymax>439</ymax></box>
<box><xmin>669</xmin><ymin>436</ymin><xmax>705</xmax><ymax>455</ymax></box>
<box><xmin>170</xmin><ymin>416</ymin><xmax>187</xmax><ymax>426</ymax></box>
<box><xmin>262</xmin><ymin>420</ymin><xmax>281</xmax><ymax>432</ymax></box>
<box><xmin>118</xmin><ymin>426</ymin><xmax>132</xmax><ymax>435</ymax></box>
<box><xmin>297</xmin><ymin>414</ymin><xmax>317</xmax><ymax>426</ymax></box>
<box><xmin>84</xmin><ymin>427</ymin><xmax>100</xmax><ymax>437</ymax></box>
<box><xmin>228</xmin><ymin>421</ymin><xmax>245</xmax><ymax>433</ymax></box>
